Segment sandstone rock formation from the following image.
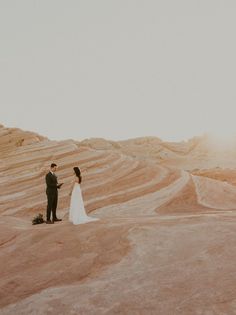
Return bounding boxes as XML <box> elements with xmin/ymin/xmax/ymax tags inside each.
<box><xmin>1</xmin><ymin>124</ymin><xmax>236</xmax><ymax>314</ymax></box>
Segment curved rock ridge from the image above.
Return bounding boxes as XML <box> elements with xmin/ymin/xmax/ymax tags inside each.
<box><xmin>1</xmin><ymin>124</ymin><xmax>236</xmax><ymax>314</ymax></box>
<box><xmin>0</xmin><ymin>124</ymin><xmax>46</xmax><ymax>155</ymax></box>
<box><xmin>0</xmin><ymin>125</ymin><xmax>188</xmax><ymax>218</ymax></box>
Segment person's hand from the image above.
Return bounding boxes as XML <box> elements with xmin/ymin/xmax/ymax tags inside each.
<box><xmin>57</xmin><ymin>183</ymin><xmax>64</xmax><ymax>188</ymax></box>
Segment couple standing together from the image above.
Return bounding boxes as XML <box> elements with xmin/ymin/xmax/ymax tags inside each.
<box><xmin>45</xmin><ymin>163</ymin><xmax>99</xmax><ymax>225</ymax></box>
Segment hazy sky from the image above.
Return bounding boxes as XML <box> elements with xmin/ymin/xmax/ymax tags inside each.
<box><xmin>1</xmin><ymin>0</ymin><xmax>236</xmax><ymax>142</ymax></box>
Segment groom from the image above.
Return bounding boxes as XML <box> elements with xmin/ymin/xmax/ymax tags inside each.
<box><xmin>45</xmin><ymin>163</ymin><xmax>63</xmax><ymax>224</ymax></box>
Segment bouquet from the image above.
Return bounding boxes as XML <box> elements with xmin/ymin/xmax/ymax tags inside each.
<box><xmin>32</xmin><ymin>213</ymin><xmax>45</xmax><ymax>225</ymax></box>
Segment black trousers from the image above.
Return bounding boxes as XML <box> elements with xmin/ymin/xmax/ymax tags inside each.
<box><xmin>46</xmin><ymin>191</ymin><xmax>58</xmax><ymax>221</ymax></box>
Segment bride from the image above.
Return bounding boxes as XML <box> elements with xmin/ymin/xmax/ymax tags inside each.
<box><xmin>69</xmin><ymin>167</ymin><xmax>99</xmax><ymax>225</ymax></box>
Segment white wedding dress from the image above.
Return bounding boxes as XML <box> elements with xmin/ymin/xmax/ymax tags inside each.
<box><xmin>69</xmin><ymin>183</ymin><xmax>99</xmax><ymax>225</ymax></box>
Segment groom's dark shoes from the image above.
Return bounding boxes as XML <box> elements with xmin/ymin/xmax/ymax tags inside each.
<box><xmin>53</xmin><ymin>218</ymin><xmax>62</xmax><ymax>222</ymax></box>
<box><xmin>46</xmin><ymin>220</ymin><xmax>54</xmax><ymax>224</ymax></box>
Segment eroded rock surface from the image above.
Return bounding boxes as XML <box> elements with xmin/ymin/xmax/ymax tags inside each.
<box><xmin>1</xmin><ymin>125</ymin><xmax>236</xmax><ymax>314</ymax></box>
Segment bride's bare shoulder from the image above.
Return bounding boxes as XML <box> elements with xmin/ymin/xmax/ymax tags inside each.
<box><xmin>74</xmin><ymin>176</ymin><xmax>79</xmax><ymax>183</ymax></box>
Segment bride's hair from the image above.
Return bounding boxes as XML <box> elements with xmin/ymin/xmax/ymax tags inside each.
<box><xmin>73</xmin><ymin>167</ymin><xmax>82</xmax><ymax>183</ymax></box>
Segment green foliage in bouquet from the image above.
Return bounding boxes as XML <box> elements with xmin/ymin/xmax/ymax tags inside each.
<box><xmin>32</xmin><ymin>213</ymin><xmax>45</xmax><ymax>225</ymax></box>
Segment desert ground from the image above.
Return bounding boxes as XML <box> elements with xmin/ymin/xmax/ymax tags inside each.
<box><xmin>1</xmin><ymin>124</ymin><xmax>236</xmax><ymax>314</ymax></box>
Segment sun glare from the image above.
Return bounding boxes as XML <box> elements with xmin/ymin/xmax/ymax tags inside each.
<box><xmin>207</xmin><ymin>130</ymin><xmax>236</xmax><ymax>149</ymax></box>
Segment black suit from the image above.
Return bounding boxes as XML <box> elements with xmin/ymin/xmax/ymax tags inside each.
<box><xmin>45</xmin><ymin>172</ymin><xmax>59</xmax><ymax>221</ymax></box>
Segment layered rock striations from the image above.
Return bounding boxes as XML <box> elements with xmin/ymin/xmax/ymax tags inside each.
<box><xmin>1</xmin><ymin>125</ymin><xmax>236</xmax><ymax>314</ymax></box>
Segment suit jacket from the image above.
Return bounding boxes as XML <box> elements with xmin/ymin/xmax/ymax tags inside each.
<box><xmin>45</xmin><ymin>172</ymin><xmax>58</xmax><ymax>194</ymax></box>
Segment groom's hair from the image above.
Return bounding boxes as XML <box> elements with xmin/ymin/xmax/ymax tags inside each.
<box><xmin>51</xmin><ymin>163</ymin><xmax>57</xmax><ymax>168</ymax></box>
